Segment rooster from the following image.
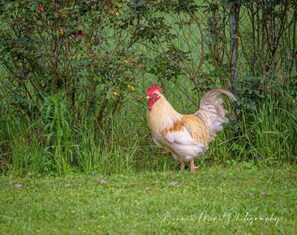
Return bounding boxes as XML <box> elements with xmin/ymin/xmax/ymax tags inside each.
<box><xmin>146</xmin><ymin>85</ymin><xmax>236</xmax><ymax>173</ymax></box>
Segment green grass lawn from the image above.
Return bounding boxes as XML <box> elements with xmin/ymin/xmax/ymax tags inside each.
<box><xmin>0</xmin><ymin>165</ymin><xmax>296</xmax><ymax>234</ymax></box>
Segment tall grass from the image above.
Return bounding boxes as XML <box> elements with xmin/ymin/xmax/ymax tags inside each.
<box><xmin>0</xmin><ymin>89</ymin><xmax>169</xmax><ymax>175</ymax></box>
<box><xmin>0</xmin><ymin>115</ymin><xmax>42</xmax><ymax>174</ymax></box>
<box><xmin>1</xmin><ymin>80</ymin><xmax>296</xmax><ymax>176</ymax></box>
<box><xmin>240</xmin><ymin>96</ymin><xmax>297</xmax><ymax>164</ymax></box>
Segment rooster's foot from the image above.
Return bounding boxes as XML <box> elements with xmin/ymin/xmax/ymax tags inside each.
<box><xmin>190</xmin><ymin>159</ymin><xmax>196</xmax><ymax>173</ymax></box>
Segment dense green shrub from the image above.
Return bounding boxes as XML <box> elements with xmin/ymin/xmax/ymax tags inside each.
<box><xmin>0</xmin><ymin>0</ymin><xmax>142</xmax><ymax>124</ymax></box>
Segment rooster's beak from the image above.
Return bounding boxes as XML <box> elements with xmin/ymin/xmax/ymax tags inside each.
<box><xmin>146</xmin><ymin>96</ymin><xmax>150</xmax><ymax>100</ymax></box>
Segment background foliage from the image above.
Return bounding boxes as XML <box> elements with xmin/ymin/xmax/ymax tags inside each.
<box><xmin>0</xmin><ymin>0</ymin><xmax>296</xmax><ymax>175</ymax></box>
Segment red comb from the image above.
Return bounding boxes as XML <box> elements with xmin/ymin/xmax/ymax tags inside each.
<box><xmin>146</xmin><ymin>85</ymin><xmax>162</xmax><ymax>96</ymax></box>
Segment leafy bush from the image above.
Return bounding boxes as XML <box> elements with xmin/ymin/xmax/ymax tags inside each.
<box><xmin>0</xmin><ymin>1</ymin><xmax>144</xmax><ymax>125</ymax></box>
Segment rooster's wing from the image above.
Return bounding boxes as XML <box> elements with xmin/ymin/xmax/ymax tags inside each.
<box><xmin>153</xmin><ymin>115</ymin><xmax>209</xmax><ymax>160</ymax></box>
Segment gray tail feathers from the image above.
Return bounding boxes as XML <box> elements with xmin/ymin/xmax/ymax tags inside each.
<box><xmin>195</xmin><ymin>89</ymin><xmax>236</xmax><ymax>140</ymax></box>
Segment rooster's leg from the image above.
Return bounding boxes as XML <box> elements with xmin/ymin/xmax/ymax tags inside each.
<box><xmin>190</xmin><ymin>159</ymin><xmax>196</xmax><ymax>173</ymax></box>
<box><xmin>180</xmin><ymin>161</ymin><xmax>185</xmax><ymax>171</ymax></box>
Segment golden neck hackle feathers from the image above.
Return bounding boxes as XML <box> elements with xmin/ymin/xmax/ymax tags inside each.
<box><xmin>147</xmin><ymin>92</ymin><xmax>181</xmax><ymax>135</ymax></box>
